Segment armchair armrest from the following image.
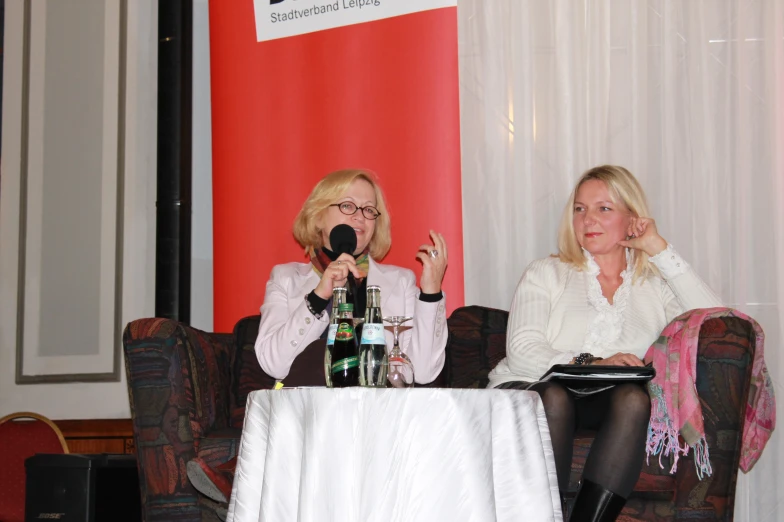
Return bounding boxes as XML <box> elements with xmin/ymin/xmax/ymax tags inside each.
<box><xmin>672</xmin><ymin>316</ymin><xmax>756</xmax><ymax>519</ymax></box>
<box><xmin>123</xmin><ymin>318</ymin><xmax>234</xmax><ymax>521</ymax></box>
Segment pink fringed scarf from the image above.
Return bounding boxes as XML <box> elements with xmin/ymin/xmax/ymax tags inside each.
<box><xmin>644</xmin><ymin>307</ymin><xmax>776</xmax><ymax>479</ymax></box>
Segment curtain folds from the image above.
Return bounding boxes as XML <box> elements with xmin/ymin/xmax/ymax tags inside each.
<box><xmin>457</xmin><ymin>1</ymin><xmax>784</xmax><ymax>519</ymax></box>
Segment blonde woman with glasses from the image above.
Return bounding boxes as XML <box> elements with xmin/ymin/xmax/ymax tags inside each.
<box><xmin>254</xmin><ymin>169</ymin><xmax>449</xmax><ymax>385</ymax></box>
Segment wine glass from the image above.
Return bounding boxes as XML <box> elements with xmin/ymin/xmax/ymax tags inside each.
<box><xmin>382</xmin><ymin>316</ymin><xmax>415</xmax><ymax>388</ymax></box>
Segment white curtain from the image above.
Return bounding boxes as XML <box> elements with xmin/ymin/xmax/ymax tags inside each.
<box><xmin>457</xmin><ymin>1</ymin><xmax>784</xmax><ymax>520</ymax></box>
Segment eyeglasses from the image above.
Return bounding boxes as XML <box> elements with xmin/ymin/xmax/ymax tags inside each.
<box><xmin>330</xmin><ymin>202</ymin><xmax>381</xmax><ymax>220</ymax></box>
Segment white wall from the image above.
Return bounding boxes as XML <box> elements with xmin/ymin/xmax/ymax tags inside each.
<box><xmin>191</xmin><ymin>0</ymin><xmax>214</xmax><ymax>332</ymax></box>
<box><xmin>0</xmin><ymin>0</ymin><xmax>158</xmax><ymax>419</ymax></box>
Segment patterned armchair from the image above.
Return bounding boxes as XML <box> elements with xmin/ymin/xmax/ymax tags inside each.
<box><xmin>123</xmin><ymin>314</ymin><xmax>432</xmax><ymax>520</ymax></box>
<box><xmin>124</xmin><ymin>306</ymin><xmax>755</xmax><ymax>521</ymax></box>
<box><xmin>445</xmin><ymin>306</ymin><xmax>757</xmax><ymax>521</ymax></box>
<box><xmin>123</xmin><ymin>316</ymin><xmax>274</xmax><ymax>521</ymax></box>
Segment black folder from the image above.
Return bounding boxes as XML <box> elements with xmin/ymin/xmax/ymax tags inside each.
<box><xmin>538</xmin><ymin>364</ymin><xmax>656</xmax><ymax>396</ymax></box>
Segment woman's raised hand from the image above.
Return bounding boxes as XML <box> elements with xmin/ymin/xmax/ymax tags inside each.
<box><xmin>618</xmin><ymin>217</ymin><xmax>667</xmax><ymax>257</ymax></box>
<box><xmin>416</xmin><ymin>230</ymin><xmax>448</xmax><ymax>294</ymax></box>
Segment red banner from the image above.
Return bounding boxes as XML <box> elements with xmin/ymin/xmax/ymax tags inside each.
<box><xmin>210</xmin><ymin>2</ymin><xmax>463</xmax><ymax>332</ymax></box>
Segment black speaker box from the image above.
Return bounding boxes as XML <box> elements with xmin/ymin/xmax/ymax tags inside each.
<box><xmin>25</xmin><ymin>453</ymin><xmax>142</xmax><ymax>522</ymax></box>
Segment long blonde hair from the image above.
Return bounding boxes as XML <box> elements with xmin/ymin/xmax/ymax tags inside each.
<box><xmin>557</xmin><ymin>165</ymin><xmax>655</xmax><ymax>281</ymax></box>
<box><xmin>292</xmin><ymin>169</ymin><xmax>392</xmax><ymax>259</ymax></box>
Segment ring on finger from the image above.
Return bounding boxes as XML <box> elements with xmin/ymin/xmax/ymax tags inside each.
<box><xmin>429</xmin><ymin>249</ymin><xmax>439</xmax><ymax>259</ymax></box>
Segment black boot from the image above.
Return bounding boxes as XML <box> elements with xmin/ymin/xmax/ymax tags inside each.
<box><xmin>568</xmin><ymin>479</ymin><xmax>626</xmax><ymax>522</ymax></box>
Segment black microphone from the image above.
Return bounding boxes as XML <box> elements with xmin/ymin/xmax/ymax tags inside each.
<box><xmin>329</xmin><ymin>224</ymin><xmax>357</xmax><ymax>257</ymax></box>
<box><xmin>329</xmin><ymin>224</ymin><xmax>359</xmax><ymax>312</ymax></box>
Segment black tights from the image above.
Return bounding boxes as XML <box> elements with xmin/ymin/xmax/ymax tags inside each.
<box><xmin>528</xmin><ymin>381</ymin><xmax>651</xmax><ymax>498</ymax></box>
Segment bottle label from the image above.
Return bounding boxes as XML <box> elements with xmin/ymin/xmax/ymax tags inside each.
<box><xmin>360</xmin><ymin>323</ymin><xmax>385</xmax><ymax>345</ymax></box>
<box><xmin>326</xmin><ymin>324</ymin><xmax>337</xmax><ymax>346</ymax></box>
<box><xmin>331</xmin><ymin>356</ymin><xmax>359</xmax><ymax>373</ymax></box>
<box><xmin>336</xmin><ymin>322</ymin><xmax>354</xmax><ymax>341</ymax></box>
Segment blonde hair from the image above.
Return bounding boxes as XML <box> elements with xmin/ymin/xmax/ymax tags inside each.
<box><xmin>557</xmin><ymin>165</ymin><xmax>655</xmax><ymax>281</ymax></box>
<box><xmin>293</xmin><ymin>169</ymin><xmax>392</xmax><ymax>259</ymax></box>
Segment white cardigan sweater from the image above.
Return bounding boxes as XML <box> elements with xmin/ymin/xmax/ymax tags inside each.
<box><xmin>487</xmin><ymin>245</ymin><xmax>723</xmax><ymax>388</ymax></box>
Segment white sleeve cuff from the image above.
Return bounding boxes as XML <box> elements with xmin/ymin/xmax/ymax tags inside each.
<box><xmin>544</xmin><ymin>351</ymin><xmax>578</xmax><ymax>375</ymax></box>
<box><xmin>649</xmin><ymin>244</ymin><xmax>689</xmax><ymax>279</ymax></box>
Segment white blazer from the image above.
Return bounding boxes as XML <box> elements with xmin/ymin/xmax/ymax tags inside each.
<box><xmin>254</xmin><ymin>257</ymin><xmax>447</xmax><ymax>383</ymax></box>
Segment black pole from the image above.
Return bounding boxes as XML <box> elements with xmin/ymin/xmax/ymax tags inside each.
<box><xmin>155</xmin><ymin>0</ymin><xmax>193</xmax><ymax>323</ymax></box>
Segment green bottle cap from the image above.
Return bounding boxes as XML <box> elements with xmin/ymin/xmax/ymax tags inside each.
<box><xmin>338</xmin><ymin>303</ymin><xmax>353</xmax><ymax>312</ymax></box>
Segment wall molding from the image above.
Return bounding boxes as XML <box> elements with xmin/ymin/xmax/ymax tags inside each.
<box><xmin>54</xmin><ymin>418</ymin><xmax>135</xmax><ymax>454</ymax></box>
<box><xmin>15</xmin><ymin>0</ymin><xmax>128</xmax><ymax>384</ymax></box>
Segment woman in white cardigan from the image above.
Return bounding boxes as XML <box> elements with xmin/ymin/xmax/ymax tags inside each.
<box><xmin>254</xmin><ymin>168</ymin><xmax>449</xmax><ymax>384</ymax></box>
<box><xmin>489</xmin><ymin>166</ymin><xmax>721</xmax><ymax>522</ymax></box>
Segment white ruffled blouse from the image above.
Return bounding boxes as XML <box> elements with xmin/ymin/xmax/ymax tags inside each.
<box><xmin>487</xmin><ymin>245</ymin><xmax>722</xmax><ymax>387</ymax></box>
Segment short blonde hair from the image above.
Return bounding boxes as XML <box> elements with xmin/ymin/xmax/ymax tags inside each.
<box><xmin>293</xmin><ymin>169</ymin><xmax>392</xmax><ymax>259</ymax></box>
<box><xmin>557</xmin><ymin>165</ymin><xmax>655</xmax><ymax>281</ymax></box>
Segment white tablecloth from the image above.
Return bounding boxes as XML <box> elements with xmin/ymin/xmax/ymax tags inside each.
<box><xmin>227</xmin><ymin>388</ymin><xmax>561</xmax><ymax>522</ymax></box>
